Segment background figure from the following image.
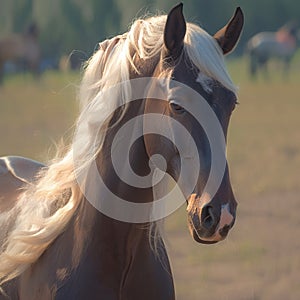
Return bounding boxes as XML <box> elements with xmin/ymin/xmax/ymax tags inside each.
<box><xmin>0</xmin><ymin>22</ymin><xmax>41</xmax><ymax>84</ymax></box>
<box><xmin>247</xmin><ymin>21</ymin><xmax>299</xmax><ymax>79</ymax></box>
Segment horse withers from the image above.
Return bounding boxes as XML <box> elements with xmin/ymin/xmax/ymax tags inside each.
<box><xmin>247</xmin><ymin>21</ymin><xmax>299</xmax><ymax>78</ymax></box>
<box><xmin>0</xmin><ymin>4</ymin><xmax>243</xmax><ymax>300</ymax></box>
<box><xmin>0</xmin><ymin>23</ymin><xmax>40</xmax><ymax>84</ymax></box>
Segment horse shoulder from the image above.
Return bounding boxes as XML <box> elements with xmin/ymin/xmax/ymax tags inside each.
<box><xmin>0</xmin><ymin>156</ymin><xmax>45</xmax><ymax>211</ymax></box>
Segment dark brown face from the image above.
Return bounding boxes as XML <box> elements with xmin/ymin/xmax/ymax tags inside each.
<box><xmin>142</xmin><ymin>3</ymin><xmax>243</xmax><ymax>243</ymax></box>
<box><xmin>143</xmin><ymin>52</ymin><xmax>238</xmax><ymax>243</ymax></box>
<box><xmin>172</xmin><ymin>55</ymin><xmax>238</xmax><ymax>244</ymax></box>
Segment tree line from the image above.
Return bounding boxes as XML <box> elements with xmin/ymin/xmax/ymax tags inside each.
<box><xmin>0</xmin><ymin>0</ymin><xmax>299</xmax><ymax>59</ymax></box>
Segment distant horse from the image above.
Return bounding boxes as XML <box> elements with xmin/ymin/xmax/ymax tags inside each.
<box><xmin>247</xmin><ymin>21</ymin><xmax>298</xmax><ymax>78</ymax></box>
<box><xmin>0</xmin><ymin>23</ymin><xmax>40</xmax><ymax>83</ymax></box>
<box><xmin>0</xmin><ymin>4</ymin><xmax>243</xmax><ymax>300</ymax></box>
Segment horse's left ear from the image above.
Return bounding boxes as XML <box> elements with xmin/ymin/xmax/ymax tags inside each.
<box><xmin>164</xmin><ymin>3</ymin><xmax>186</xmax><ymax>55</ymax></box>
<box><xmin>214</xmin><ymin>7</ymin><xmax>244</xmax><ymax>55</ymax></box>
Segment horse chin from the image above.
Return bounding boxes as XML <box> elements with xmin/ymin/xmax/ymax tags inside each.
<box><xmin>187</xmin><ymin>222</ymin><xmax>219</xmax><ymax>244</ymax></box>
<box><xmin>190</xmin><ymin>227</ymin><xmax>218</xmax><ymax>245</ymax></box>
<box><xmin>187</xmin><ymin>211</ymin><xmax>233</xmax><ymax>244</ymax></box>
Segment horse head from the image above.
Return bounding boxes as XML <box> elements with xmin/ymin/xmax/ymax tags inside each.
<box><xmin>143</xmin><ymin>4</ymin><xmax>244</xmax><ymax>243</ymax></box>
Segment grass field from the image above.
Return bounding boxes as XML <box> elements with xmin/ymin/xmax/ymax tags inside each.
<box><xmin>0</xmin><ymin>57</ymin><xmax>299</xmax><ymax>299</ymax></box>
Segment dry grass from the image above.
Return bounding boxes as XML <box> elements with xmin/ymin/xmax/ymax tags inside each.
<box><xmin>0</xmin><ymin>71</ymin><xmax>79</xmax><ymax>162</ymax></box>
<box><xmin>227</xmin><ymin>58</ymin><xmax>300</xmax><ymax>196</ymax></box>
<box><xmin>0</xmin><ymin>59</ymin><xmax>300</xmax><ymax>299</ymax></box>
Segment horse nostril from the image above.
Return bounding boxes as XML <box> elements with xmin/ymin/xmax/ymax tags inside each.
<box><xmin>201</xmin><ymin>205</ymin><xmax>216</xmax><ymax>230</ymax></box>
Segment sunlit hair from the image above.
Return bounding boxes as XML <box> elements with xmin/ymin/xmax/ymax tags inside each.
<box><xmin>0</xmin><ymin>14</ymin><xmax>236</xmax><ymax>288</ymax></box>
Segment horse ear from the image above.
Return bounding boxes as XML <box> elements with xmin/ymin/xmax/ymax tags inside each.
<box><xmin>164</xmin><ymin>3</ymin><xmax>186</xmax><ymax>54</ymax></box>
<box><xmin>214</xmin><ymin>7</ymin><xmax>244</xmax><ymax>55</ymax></box>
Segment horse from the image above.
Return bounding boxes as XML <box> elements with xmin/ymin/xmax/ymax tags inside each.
<box><xmin>0</xmin><ymin>4</ymin><xmax>243</xmax><ymax>299</ymax></box>
<box><xmin>247</xmin><ymin>21</ymin><xmax>298</xmax><ymax>78</ymax></box>
<box><xmin>0</xmin><ymin>23</ymin><xmax>40</xmax><ymax>84</ymax></box>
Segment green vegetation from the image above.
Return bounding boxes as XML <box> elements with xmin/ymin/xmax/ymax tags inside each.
<box><xmin>1</xmin><ymin>0</ymin><xmax>299</xmax><ymax>58</ymax></box>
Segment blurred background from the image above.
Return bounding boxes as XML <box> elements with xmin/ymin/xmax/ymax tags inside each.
<box><xmin>0</xmin><ymin>0</ymin><xmax>300</xmax><ymax>299</ymax></box>
<box><xmin>0</xmin><ymin>0</ymin><xmax>299</xmax><ymax>64</ymax></box>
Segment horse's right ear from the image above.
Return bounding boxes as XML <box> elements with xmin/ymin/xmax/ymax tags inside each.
<box><xmin>214</xmin><ymin>7</ymin><xmax>244</xmax><ymax>55</ymax></box>
<box><xmin>164</xmin><ymin>3</ymin><xmax>186</xmax><ymax>55</ymax></box>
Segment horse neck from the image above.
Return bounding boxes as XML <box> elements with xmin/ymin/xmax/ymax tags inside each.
<box><xmin>61</xmin><ymin>55</ymin><xmax>165</xmax><ymax>281</ymax></box>
<box><xmin>71</xmin><ymin>99</ymin><xmax>156</xmax><ymax>272</ymax></box>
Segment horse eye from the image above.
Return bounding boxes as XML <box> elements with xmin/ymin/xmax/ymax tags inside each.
<box><xmin>170</xmin><ymin>102</ymin><xmax>185</xmax><ymax>114</ymax></box>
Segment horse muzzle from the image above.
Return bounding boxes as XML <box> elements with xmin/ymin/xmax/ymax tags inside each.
<box><xmin>186</xmin><ymin>193</ymin><xmax>236</xmax><ymax>244</ymax></box>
